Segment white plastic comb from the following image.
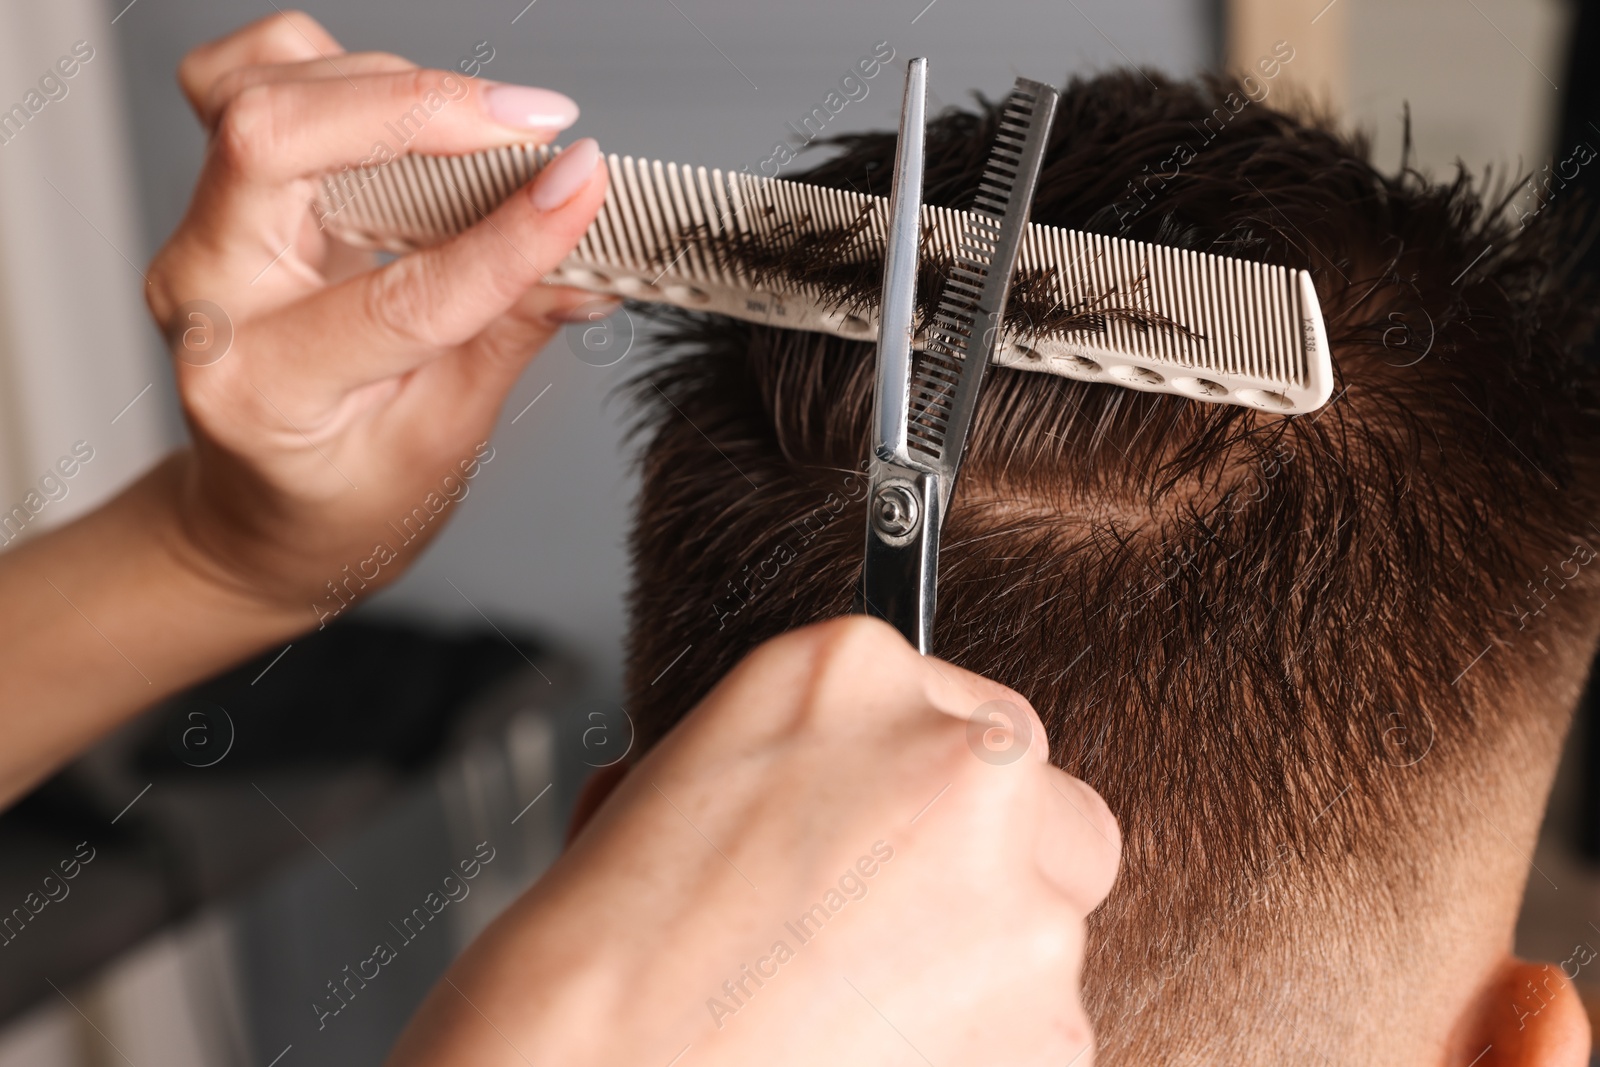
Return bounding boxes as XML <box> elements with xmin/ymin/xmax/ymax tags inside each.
<box><xmin>314</xmin><ymin>145</ymin><xmax>1333</xmax><ymax>413</ymax></box>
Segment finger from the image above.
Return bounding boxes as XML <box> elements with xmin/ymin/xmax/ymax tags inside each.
<box><xmin>1036</xmin><ymin>769</ymin><xmax>1122</xmax><ymax>913</ymax></box>
<box><xmin>459</xmin><ymin>288</ymin><xmax>620</xmax><ymax>391</ymax></box>
<box><xmin>152</xmin><ymin>70</ymin><xmax>585</xmax><ymax>303</ymax></box>
<box><xmin>920</xmin><ymin>654</ymin><xmax>1052</xmax><ymax>764</ymax></box>
<box><xmin>405</xmin><ymin>288</ymin><xmax>616</xmax><ymax>425</ymax></box>
<box><xmin>178</xmin><ymin>10</ymin><xmax>345</xmax><ymax>119</ymax></box>
<box><xmin>251</xmin><ymin>140</ymin><xmax>607</xmax><ymax>394</ymax></box>
<box><xmin>726</xmin><ymin>615</ymin><xmax>1048</xmax><ymax>759</ymax></box>
<box><xmin>198</xmin><ymin>52</ymin><xmax>419</xmax><ymax>130</ymax></box>
<box><xmin>210</xmin><ymin>69</ymin><xmax>579</xmax><ymax>185</ymax></box>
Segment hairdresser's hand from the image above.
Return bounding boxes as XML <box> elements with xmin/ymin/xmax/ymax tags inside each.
<box><xmin>146</xmin><ymin>12</ymin><xmax>608</xmax><ymax>622</ymax></box>
<box><xmin>391</xmin><ymin>617</ymin><xmax>1122</xmax><ymax>1067</ymax></box>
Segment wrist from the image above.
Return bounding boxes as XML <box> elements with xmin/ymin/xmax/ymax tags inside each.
<box><xmin>166</xmin><ymin>445</ymin><xmax>453</xmax><ymax>628</ymax></box>
<box><xmin>0</xmin><ymin>453</ymin><xmax>318</xmax><ymax>803</ymax></box>
<box><xmin>392</xmin><ymin>882</ymin><xmax>640</xmax><ymax>1067</ymax></box>
<box><xmin>152</xmin><ymin>449</ymin><xmax>314</xmax><ymax>629</ymax></box>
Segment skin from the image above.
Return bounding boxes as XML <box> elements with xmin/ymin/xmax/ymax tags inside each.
<box><xmin>1459</xmin><ymin>962</ymin><xmax>1590</xmax><ymax>1066</ymax></box>
<box><xmin>0</xmin><ymin>12</ymin><xmax>610</xmax><ymax>806</ymax></box>
<box><xmin>0</xmin><ymin>13</ymin><xmax>1123</xmax><ymax>1065</ymax></box>
<box><xmin>0</xmin><ymin>12</ymin><xmax>1583</xmax><ymax>1064</ymax></box>
<box><xmin>1433</xmin><ymin>670</ymin><xmax>1596</xmax><ymax>1067</ymax></box>
<box><xmin>389</xmin><ymin>615</ymin><xmax>1122</xmax><ymax>1067</ymax></box>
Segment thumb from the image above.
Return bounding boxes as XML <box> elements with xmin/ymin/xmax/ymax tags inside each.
<box><xmin>255</xmin><ymin>139</ymin><xmax>608</xmax><ymax>394</ymax></box>
<box><xmin>366</xmin><ymin>137</ymin><xmax>608</xmax><ymax>350</ymax></box>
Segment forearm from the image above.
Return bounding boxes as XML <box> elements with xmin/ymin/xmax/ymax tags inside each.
<box><xmin>0</xmin><ymin>451</ymin><xmax>306</xmax><ymax>807</ymax></box>
<box><xmin>0</xmin><ymin>18</ymin><xmax>607</xmax><ymax>811</ymax></box>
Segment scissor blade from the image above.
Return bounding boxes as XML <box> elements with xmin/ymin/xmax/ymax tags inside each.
<box><xmin>908</xmin><ymin>78</ymin><xmax>1059</xmax><ymax>512</ymax></box>
<box><xmin>860</xmin><ymin>56</ymin><xmax>935</xmax><ymax>653</ymax></box>
<box><xmin>860</xmin><ymin>74</ymin><xmax>1059</xmax><ymax>657</ymax></box>
<box><xmin>870</xmin><ymin>57</ymin><xmax>926</xmax><ymax>466</ymax></box>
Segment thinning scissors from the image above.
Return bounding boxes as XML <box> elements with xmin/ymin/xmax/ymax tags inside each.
<box><xmin>858</xmin><ymin>58</ymin><xmax>1060</xmax><ymax>653</ymax></box>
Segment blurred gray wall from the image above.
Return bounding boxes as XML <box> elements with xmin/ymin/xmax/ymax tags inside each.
<box><xmin>0</xmin><ymin>2</ymin><xmax>165</xmax><ymax>534</ymax></box>
<box><xmin>110</xmin><ymin>0</ymin><xmax>1209</xmax><ymax>702</ymax></box>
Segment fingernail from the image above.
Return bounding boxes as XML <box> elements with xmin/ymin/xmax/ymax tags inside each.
<box><xmin>483</xmin><ymin>84</ymin><xmax>579</xmax><ymax>130</ymax></box>
<box><xmin>547</xmin><ymin>298</ymin><xmax>620</xmax><ymax>325</ymax></box>
<box><xmin>531</xmin><ymin>138</ymin><xmax>601</xmax><ymax>212</ymax></box>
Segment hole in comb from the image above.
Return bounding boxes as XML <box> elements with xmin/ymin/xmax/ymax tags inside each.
<box><xmin>561</xmin><ymin>267</ymin><xmax>612</xmax><ymax>288</ymax></box>
<box><xmin>1110</xmin><ymin>365</ymin><xmax>1164</xmax><ymax>386</ymax></box>
<box><xmin>1059</xmin><ymin>354</ymin><xmax>1101</xmax><ymax>376</ymax></box>
<box><xmin>1174</xmin><ymin>377</ymin><xmax>1227</xmax><ymax>398</ymax></box>
<box><xmin>664</xmin><ymin>284</ymin><xmax>711</xmax><ymax>306</ymax></box>
<box><xmin>613</xmin><ymin>276</ymin><xmax>663</xmax><ymax>299</ymax></box>
<box><xmin>1238</xmin><ymin>389</ymin><xmax>1294</xmax><ymax>411</ymax></box>
<box><xmin>822</xmin><ymin>311</ymin><xmax>872</xmax><ymax>336</ymax></box>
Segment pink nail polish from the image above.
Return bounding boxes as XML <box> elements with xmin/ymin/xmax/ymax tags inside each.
<box><xmin>531</xmin><ymin>138</ymin><xmax>601</xmax><ymax>212</ymax></box>
<box><xmin>483</xmin><ymin>84</ymin><xmax>579</xmax><ymax>130</ymax></box>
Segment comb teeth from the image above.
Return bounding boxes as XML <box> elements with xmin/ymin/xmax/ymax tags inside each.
<box><xmin>315</xmin><ymin>144</ymin><xmax>1333</xmax><ymax>414</ymax></box>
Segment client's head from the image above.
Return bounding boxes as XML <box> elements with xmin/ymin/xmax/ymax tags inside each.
<box><xmin>621</xmin><ymin>69</ymin><xmax>1600</xmax><ymax>1064</ymax></box>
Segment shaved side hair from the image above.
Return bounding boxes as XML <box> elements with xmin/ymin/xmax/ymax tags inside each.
<box><xmin>621</xmin><ymin>71</ymin><xmax>1600</xmax><ymax>1062</ymax></box>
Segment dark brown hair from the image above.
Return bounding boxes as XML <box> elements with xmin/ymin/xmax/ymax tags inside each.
<box><xmin>623</xmin><ymin>70</ymin><xmax>1600</xmax><ymax>1058</ymax></box>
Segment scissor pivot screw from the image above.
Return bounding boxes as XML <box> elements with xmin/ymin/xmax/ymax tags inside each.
<box><xmin>871</xmin><ymin>484</ymin><xmax>921</xmax><ymax>538</ymax></box>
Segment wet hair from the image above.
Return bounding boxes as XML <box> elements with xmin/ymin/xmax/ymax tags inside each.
<box><xmin>622</xmin><ymin>69</ymin><xmax>1600</xmax><ymax>1060</ymax></box>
